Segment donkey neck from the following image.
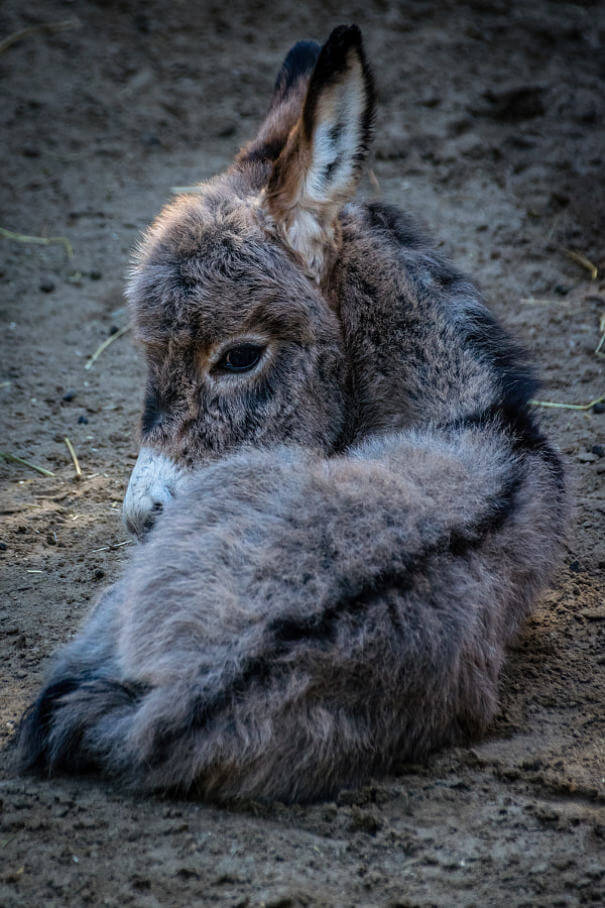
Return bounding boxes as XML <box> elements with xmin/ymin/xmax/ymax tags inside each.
<box><xmin>332</xmin><ymin>202</ymin><xmax>529</xmax><ymax>447</ymax></box>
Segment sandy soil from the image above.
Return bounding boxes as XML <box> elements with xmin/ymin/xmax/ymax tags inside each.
<box><xmin>1</xmin><ymin>1</ymin><xmax>604</xmax><ymax>905</ymax></box>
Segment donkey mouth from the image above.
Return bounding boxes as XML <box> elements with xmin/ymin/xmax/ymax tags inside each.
<box><xmin>124</xmin><ymin>499</ymin><xmax>165</xmax><ymax>541</ymax></box>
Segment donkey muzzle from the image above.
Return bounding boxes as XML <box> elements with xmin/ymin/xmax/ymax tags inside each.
<box><xmin>122</xmin><ymin>446</ymin><xmax>184</xmax><ymax>540</ymax></box>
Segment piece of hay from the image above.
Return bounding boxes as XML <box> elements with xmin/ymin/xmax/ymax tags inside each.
<box><xmin>563</xmin><ymin>248</ymin><xmax>599</xmax><ymax>281</ymax></box>
<box><xmin>595</xmin><ymin>313</ymin><xmax>605</xmax><ymax>356</ymax></box>
<box><xmin>0</xmin><ymin>226</ymin><xmax>73</xmax><ymax>258</ymax></box>
<box><xmin>0</xmin><ymin>18</ymin><xmax>79</xmax><ymax>55</ymax></box>
<box><xmin>0</xmin><ymin>451</ymin><xmax>55</xmax><ymax>477</ymax></box>
<box><xmin>84</xmin><ymin>325</ymin><xmax>131</xmax><ymax>370</ymax></box>
<box><xmin>64</xmin><ymin>437</ymin><xmax>82</xmax><ymax>480</ymax></box>
<box><xmin>530</xmin><ymin>394</ymin><xmax>605</xmax><ymax>412</ymax></box>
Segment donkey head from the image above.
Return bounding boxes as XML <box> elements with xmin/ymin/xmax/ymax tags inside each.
<box><xmin>123</xmin><ymin>26</ymin><xmax>375</xmax><ymax>539</ymax></box>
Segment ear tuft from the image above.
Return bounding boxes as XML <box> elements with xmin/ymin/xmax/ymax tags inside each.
<box><xmin>264</xmin><ymin>25</ymin><xmax>375</xmax><ymax>280</ymax></box>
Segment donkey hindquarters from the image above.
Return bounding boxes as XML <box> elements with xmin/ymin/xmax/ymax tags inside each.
<box><xmin>18</xmin><ymin>422</ymin><xmax>565</xmax><ymax>803</ymax></box>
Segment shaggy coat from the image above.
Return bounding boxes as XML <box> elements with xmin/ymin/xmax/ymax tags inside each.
<box><xmin>18</xmin><ymin>26</ymin><xmax>568</xmax><ymax>803</ymax></box>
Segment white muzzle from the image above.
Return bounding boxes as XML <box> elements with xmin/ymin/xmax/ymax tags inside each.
<box><xmin>122</xmin><ymin>446</ymin><xmax>185</xmax><ymax>540</ymax></box>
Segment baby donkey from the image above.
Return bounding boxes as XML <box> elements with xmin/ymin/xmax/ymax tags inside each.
<box><xmin>19</xmin><ymin>26</ymin><xmax>568</xmax><ymax>803</ymax></box>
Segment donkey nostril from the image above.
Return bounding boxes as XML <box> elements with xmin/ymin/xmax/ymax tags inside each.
<box><xmin>152</xmin><ymin>501</ymin><xmax>164</xmax><ymax>513</ymax></box>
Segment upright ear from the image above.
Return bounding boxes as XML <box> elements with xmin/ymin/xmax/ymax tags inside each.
<box><xmin>264</xmin><ymin>25</ymin><xmax>375</xmax><ymax>280</ymax></box>
<box><xmin>237</xmin><ymin>40</ymin><xmax>321</xmax><ymax>167</ymax></box>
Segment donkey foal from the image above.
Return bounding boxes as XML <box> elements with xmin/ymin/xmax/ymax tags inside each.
<box><xmin>18</xmin><ymin>26</ymin><xmax>568</xmax><ymax>803</ymax></box>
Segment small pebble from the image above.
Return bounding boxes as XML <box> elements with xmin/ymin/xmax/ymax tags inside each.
<box><xmin>89</xmin><ymin>270</ymin><xmax>102</xmax><ymax>281</ymax></box>
<box><xmin>569</xmin><ymin>560</ymin><xmax>581</xmax><ymax>573</ymax></box>
<box><xmin>78</xmin><ymin>415</ymin><xmax>89</xmax><ymax>424</ymax></box>
<box><xmin>62</xmin><ymin>390</ymin><xmax>76</xmax><ymax>402</ymax></box>
<box><xmin>109</xmin><ymin>325</ymin><xmax>119</xmax><ymax>336</ymax></box>
<box><xmin>0</xmin><ymin>541</ymin><xmax>7</xmax><ymax>551</ymax></box>
<box><xmin>592</xmin><ymin>403</ymin><xmax>605</xmax><ymax>414</ymax></box>
<box><xmin>577</xmin><ymin>452</ymin><xmax>597</xmax><ymax>464</ymax></box>
<box><xmin>39</xmin><ymin>280</ymin><xmax>55</xmax><ymax>293</ymax></box>
<box><xmin>93</xmin><ymin>569</ymin><xmax>105</xmax><ymax>581</ymax></box>
<box><xmin>590</xmin><ymin>445</ymin><xmax>604</xmax><ymax>458</ymax></box>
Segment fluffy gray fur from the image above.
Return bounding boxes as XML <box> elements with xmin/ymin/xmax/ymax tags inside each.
<box><xmin>17</xmin><ymin>26</ymin><xmax>568</xmax><ymax>803</ymax></box>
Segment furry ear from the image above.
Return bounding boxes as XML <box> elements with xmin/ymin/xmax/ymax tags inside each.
<box><xmin>269</xmin><ymin>40</ymin><xmax>322</xmax><ymax>115</ymax></box>
<box><xmin>264</xmin><ymin>25</ymin><xmax>375</xmax><ymax>280</ymax></box>
<box><xmin>236</xmin><ymin>40</ymin><xmax>321</xmax><ymax>168</ymax></box>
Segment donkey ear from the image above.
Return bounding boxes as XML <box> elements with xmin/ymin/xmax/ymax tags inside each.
<box><xmin>236</xmin><ymin>41</ymin><xmax>320</xmax><ymax>168</ymax></box>
<box><xmin>264</xmin><ymin>25</ymin><xmax>375</xmax><ymax>280</ymax></box>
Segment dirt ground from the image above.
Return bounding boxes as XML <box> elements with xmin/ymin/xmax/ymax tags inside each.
<box><xmin>1</xmin><ymin>1</ymin><xmax>604</xmax><ymax>905</ymax></box>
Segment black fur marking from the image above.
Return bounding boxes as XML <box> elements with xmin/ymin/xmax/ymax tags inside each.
<box><xmin>455</xmin><ymin>307</ymin><xmax>565</xmax><ymax>493</ymax></box>
<box><xmin>241</xmin><ymin>138</ymin><xmax>286</xmax><ymax>164</ymax></box>
<box><xmin>328</xmin><ymin>118</ymin><xmax>345</xmax><ymax>147</ymax></box>
<box><xmin>141</xmin><ymin>384</ymin><xmax>164</xmax><ymax>435</ymax></box>
<box><xmin>445</xmin><ymin>407</ymin><xmax>565</xmax><ymax>498</ymax></box>
<box><xmin>18</xmin><ymin>676</ymin><xmax>83</xmax><ymax>773</ymax></box>
<box><xmin>364</xmin><ymin>202</ymin><xmax>428</xmax><ymax>250</ymax></box>
<box><xmin>18</xmin><ymin>674</ymin><xmax>148</xmax><ymax>775</ymax></box>
<box><xmin>463</xmin><ymin>307</ymin><xmax>539</xmax><ymax>414</ymax></box>
<box><xmin>323</xmin><ymin>153</ymin><xmax>343</xmax><ymax>183</ymax></box>
<box><xmin>271</xmin><ymin>40</ymin><xmax>321</xmax><ymax>108</ymax></box>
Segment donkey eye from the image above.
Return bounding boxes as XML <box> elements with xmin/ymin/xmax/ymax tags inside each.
<box><xmin>218</xmin><ymin>344</ymin><xmax>264</xmax><ymax>373</ymax></box>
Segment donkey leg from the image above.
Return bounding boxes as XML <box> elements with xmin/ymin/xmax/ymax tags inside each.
<box><xmin>17</xmin><ymin>583</ymin><xmax>132</xmax><ymax>774</ymax></box>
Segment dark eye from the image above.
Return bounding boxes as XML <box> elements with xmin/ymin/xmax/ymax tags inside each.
<box><xmin>218</xmin><ymin>344</ymin><xmax>264</xmax><ymax>373</ymax></box>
